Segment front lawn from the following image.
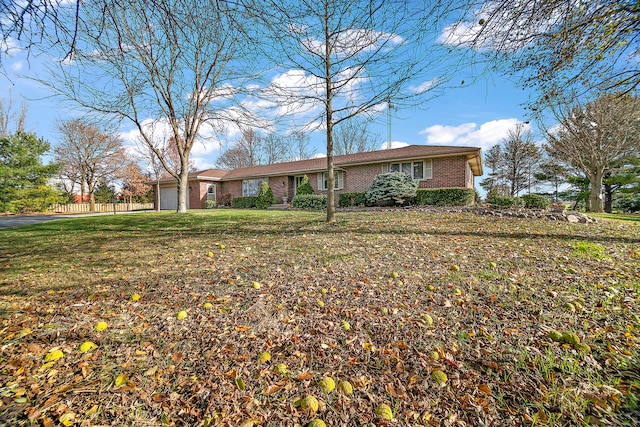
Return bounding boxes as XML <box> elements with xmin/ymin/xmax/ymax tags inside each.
<box><xmin>0</xmin><ymin>210</ymin><xmax>638</xmax><ymax>426</ymax></box>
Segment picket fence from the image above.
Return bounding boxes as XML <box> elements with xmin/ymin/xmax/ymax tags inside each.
<box><xmin>51</xmin><ymin>203</ymin><xmax>154</xmax><ymax>213</ymax></box>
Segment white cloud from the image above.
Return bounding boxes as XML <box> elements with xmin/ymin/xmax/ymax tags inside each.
<box><xmin>420</xmin><ymin>119</ymin><xmax>529</xmax><ymax>150</ymax></box>
<box><xmin>10</xmin><ymin>61</ymin><xmax>23</xmax><ymax>72</ymax></box>
<box><xmin>1</xmin><ymin>37</ymin><xmax>20</xmax><ymax>56</ymax></box>
<box><xmin>302</xmin><ymin>28</ymin><xmax>404</xmax><ymax>57</ymax></box>
<box><xmin>420</xmin><ymin>123</ymin><xmax>477</xmax><ymax>144</ymax></box>
<box><xmin>409</xmin><ymin>78</ymin><xmax>438</xmax><ymax>94</ymax></box>
<box><xmin>379</xmin><ymin>141</ymin><xmax>409</xmax><ymax>150</ymax></box>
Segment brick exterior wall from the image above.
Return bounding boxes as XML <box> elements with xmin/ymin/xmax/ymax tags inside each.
<box><xmin>418</xmin><ymin>156</ymin><xmax>469</xmax><ymax>189</ymax></box>
<box><xmin>268</xmin><ymin>176</ymin><xmax>288</xmax><ymax>202</ymax></box>
<box><xmin>179</xmin><ymin>155</ymin><xmax>473</xmax><ymax>208</ymax></box>
<box><xmin>219</xmin><ymin>180</ymin><xmax>242</xmax><ymax>205</ymax></box>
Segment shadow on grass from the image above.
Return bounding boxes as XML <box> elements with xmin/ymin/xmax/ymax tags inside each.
<box><xmin>0</xmin><ymin>210</ymin><xmax>637</xmax><ymax>285</ymax></box>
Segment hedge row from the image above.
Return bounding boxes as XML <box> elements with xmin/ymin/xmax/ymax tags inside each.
<box><xmin>415</xmin><ymin>188</ymin><xmax>476</xmax><ymax>206</ymax></box>
<box><xmin>487</xmin><ymin>194</ymin><xmax>551</xmax><ymax>209</ymax></box>
<box><xmin>338</xmin><ymin>192</ymin><xmax>366</xmax><ymax>207</ymax></box>
<box><xmin>339</xmin><ymin>188</ymin><xmax>476</xmax><ymax>207</ymax></box>
<box><xmin>292</xmin><ymin>194</ymin><xmax>327</xmax><ymax>210</ymax></box>
<box><xmin>232</xmin><ymin>196</ymin><xmax>257</xmax><ymax>209</ymax></box>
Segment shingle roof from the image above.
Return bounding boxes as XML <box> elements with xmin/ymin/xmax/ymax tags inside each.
<box><xmin>152</xmin><ymin>145</ymin><xmax>482</xmax><ymax>184</ymax></box>
<box><xmin>222</xmin><ymin>145</ymin><xmax>482</xmax><ymax>179</ymax></box>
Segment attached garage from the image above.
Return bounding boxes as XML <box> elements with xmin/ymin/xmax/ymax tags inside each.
<box><xmin>159</xmin><ymin>186</ymin><xmax>189</xmax><ymax>210</ymax></box>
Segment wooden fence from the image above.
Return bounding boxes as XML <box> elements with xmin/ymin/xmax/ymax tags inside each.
<box><xmin>51</xmin><ymin>203</ymin><xmax>154</xmax><ymax>213</ymax></box>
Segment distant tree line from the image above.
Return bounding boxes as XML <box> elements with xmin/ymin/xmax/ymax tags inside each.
<box><xmin>481</xmin><ymin>94</ymin><xmax>640</xmax><ymax>213</ymax></box>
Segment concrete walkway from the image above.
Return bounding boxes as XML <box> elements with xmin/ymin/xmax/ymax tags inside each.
<box><xmin>0</xmin><ymin>210</ymin><xmax>153</xmax><ymax>230</ymax></box>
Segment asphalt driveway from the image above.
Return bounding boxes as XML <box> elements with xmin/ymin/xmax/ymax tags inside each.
<box><xmin>0</xmin><ymin>211</ymin><xmax>152</xmax><ymax>229</ymax></box>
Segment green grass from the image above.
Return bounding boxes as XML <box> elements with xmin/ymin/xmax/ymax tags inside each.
<box><xmin>0</xmin><ymin>209</ymin><xmax>639</xmax><ymax>426</ymax></box>
<box><xmin>591</xmin><ymin>212</ymin><xmax>640</xmax><ymax>223</ymax></box>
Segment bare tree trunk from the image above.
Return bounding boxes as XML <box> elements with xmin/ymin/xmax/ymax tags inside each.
<box><xmin>324</xmin><ymin>3</ymin><xmax>335</xmax><ymax>224</ymax></box>
<box><xmin>589</xmin><ymin>170</ymin><xmax>604</xmax><ymax>213</ymax></box>
<box><xmin>90</xmin><ymin>192</ymin><xmax>96</xmax><ymax>212</ymax></box>
<box><xmin>177</xmin><ymin>169</ymin><xmax>189</xmax><ymax>213</ymax></box>
<box><xmin>155</xmin><ymin>180</ymin><xmax>161</xmax><ymax>212</ymax></box>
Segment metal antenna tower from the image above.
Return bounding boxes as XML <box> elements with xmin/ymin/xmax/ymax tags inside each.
<box><xmin>386</xmin><ymin>99</ymin><xmax>393</xmax><ymax>149</ymax></box>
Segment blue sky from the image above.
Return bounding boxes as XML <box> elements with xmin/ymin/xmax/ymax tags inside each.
<box><xmin>0</xmin><ymin>5</ymin><xmax>538</xmax><ymax>187</ymax></box>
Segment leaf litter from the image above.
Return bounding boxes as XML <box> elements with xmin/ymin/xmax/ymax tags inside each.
<box><xmin>0</xmin><ymin>210</ymin><xmax>638</xmax><ymax>426</ymax></box>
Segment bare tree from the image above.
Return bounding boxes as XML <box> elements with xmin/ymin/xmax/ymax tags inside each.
<box><xmin>286</xmin><ymin>130</ymin><xmax>312</xmax><ymax>161</ymax></box>
<box><xmin>254</xmin><ymin>0</ymin><xmax>460</xmax><ymax>222</ymax></box>
<box><xmin>261</xmin><ymin>133</ymin><xmax>291</xmax><ymax>165</ymax></box>
<box><xmin>0</xmin><ymin>94</ymin><xmax>28</xmax><ymax>137</ymax></box>
<box><xmin>501</xmin><ymin>124</ymin><xmax>540</xmax><ymax>196</ymax></box>
<box><xmin>46</xmin><ymin>0</ymin><xmax>254</xmax><ymax>212</ymax></box>
<box><xmin>442</xmin><ymin>1</ymin><xmax>640</xmax><ymax>110</ymax></box>
<box><xmin>333</xmin><ymin>117</ymin><xmax>380</xmax><ymax>156</ymax></box>
<box><xmin>546</xmin><ymin>93</ymin><xmax>640</xmax><ymax>212</ymax></box>
<box><xmin>216</xmin><ymin>128</ymin><xmax>263</xmax><ymax>170</ymax></box>
<box><xmin>55</xmin><ymin>118</ymin><xmax>127</xmax><ymax>211</ymax></box>
<box><xmin>480</xmin><ymin>144</ymin><xmax>507</xmax><ymax>197</ymax></box>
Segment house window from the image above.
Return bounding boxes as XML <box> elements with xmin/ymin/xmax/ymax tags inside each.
<box><xmin>384</xmin><ymin>160</ymin><xmax>432</xmax><ymax>180</ymax></box>
<box><xmin>318</xmin><ymin>170</ymin><xmax>344</xmax><ymax>190</ymax></box>
<box><xmin>242</xmin><ymin>179</ymin><xmax>264</xmax><ymax>196</ymax></box>
<box><xmin>207</xmin><ymin>184</ymin><xmax>216</xmax><ymax>201</ymax></box>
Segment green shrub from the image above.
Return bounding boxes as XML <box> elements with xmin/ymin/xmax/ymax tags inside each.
<box><xmin>232</xmin><ymin>196</ymin><xmax>257</xmax><ymax>209</ymax></box>
<box><xmin>255</xmin><ymin>182</ymin><xmax>274</xmax><ymax>209</ymax></box>
<box><xmin>292</xmin><ymin>194</ymin><xmax>327</xmax><ymax>210</ymax></box>
<box><xmin>415</xmin><ymin>188</ymin><xmax>476</xmax><ymax>206</ymax></box>
<box><xmin>615</xmin><ymin>194</ymin><xmax>640</xmax><ymax>213</ymax></box>
<box><xmin>486</xmin><ymin>195</ymin><xmax>524</xmax><ymax>208</ymax></box>
<box><xmin>7</xmin><ymin>185</ymin><xmax>63</xmax><ymax>213</ymax></box>
<box><xmin>339</xmin><ymin>192</ymin><xmax>366</xmax><ymax>207</ymax></box>
<box><xmin>365</xmin><ymin>172</ymin><xmax>418</xmax><ymax>207</ymax></box>
<box><xmin>296</xmin><ymin>175</ymin><xmax>314</xmax><ymax>195</ymax></box>
<box><xmin>521</xmin><ymin>194</ymin><xmax>550</xmax><ymax>209</ymax></box>
<box><xmin>204</xmin><ymin>200</ymin><xmax>217</xmax><ymax>209</ymax></box>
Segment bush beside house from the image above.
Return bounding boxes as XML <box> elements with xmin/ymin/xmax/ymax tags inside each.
<box><xmin>232</xmin><ymin>196</ymin><xmax>258</xmax><ymax>209</ymax></box>
<box><xmin>415</xmin><ymin>188</ymin><xmax>476</xmax><ymax>206</ymax></box>
<box><xmin>365</xmin><ymin>172</ymin><xmax>418</xmax><ymax>207</ymax></box>
<box><xmin>292</xmin><ymin>194</ymin><xmax>327</xmax><ymax>210</ymax></box>
<box><xmin>256</xmin><ymin>182</ymin><xmax>274</xmax><ymax>209</ymax></box>
<box><xmin>295</xmin><ymin>175</ymin><xmax>314</xmax><ymax>195</ymax></box>
<box><xmin>339</xmin><ymin>192</ymin><xmax>367</xmax><ymax>207</ymax></box>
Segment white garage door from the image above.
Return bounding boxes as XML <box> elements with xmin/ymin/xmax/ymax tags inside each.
<box><xmin>160</xmin><ymin>186</ymin><xmax>190</xmax><ymax>210</ymax></box>
<box><xmin>160</xmin><ymin>187</ymin><xmax>177</xmax><ymax>210</ymax></box>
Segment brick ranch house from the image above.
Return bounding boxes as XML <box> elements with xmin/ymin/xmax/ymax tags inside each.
<box><xmin>151</xmin><ymin>145</ymin><xmax>483</xmax><ymax>210</ymax></box>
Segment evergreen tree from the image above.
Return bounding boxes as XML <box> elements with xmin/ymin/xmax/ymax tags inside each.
<box><xmin>0</xmin><ymin>132</ymin><xmax>61</xmax><ymax>212</ymax></box>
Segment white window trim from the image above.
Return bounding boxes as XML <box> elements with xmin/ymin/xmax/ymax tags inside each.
<box><xmin>318</xmin><ymin>170</ymin><xmax>345</xmax><ymax>190</ymax></box>
<box><xmin>383</xmin><ymin>159</ymin><xmax>432</xmax><ymax>180</ymax></box>
<box><xmin>242</xmin><ymin>179</ymin><xmax>264</xmax><ymax>197</ymax></box>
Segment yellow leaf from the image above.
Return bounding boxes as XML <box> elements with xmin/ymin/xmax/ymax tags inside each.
<box><xmin>85</xmin><ymin>405</ymin><xmax>98</xmax><ymax>416</ymax></box>
<box><xmin>258</xmin><ymin>352</ymin><xmax>271</xmax><ymax>364</ymax></box>
<box><xmin>94</xmin><ymin>321</ymin><xmax>108</xmax><ymax>332</ymax></box>
<box><xmin>144</xmin><ymin>365</ymin><xmax>159</xmax><ymax>377</ymax></box>
<box><xmin>130</xmin><ymin>293</ymin><xmax>141</xmax><ymax>301</ymax></box>
<box><xmin>59</xmin><ymin>412</ymin><xmax>76</xmax><ymax>426</ymax></box>
<box><xmin>114</xmin><ymin>373</ymin><xmax>128</xmax><ymax>387</ymax></box>
<box><xmin>79</xmin><ymin>341</ymin><xmax>97</xmax><ymax>353</ymax></box>
<box><xmin>176</xmin><ymin>310</ymin><xmax>187</xmax><ymax>320</ymax></box>
<box><xmin>375</xmin><ymin>404</ymin><xmax>394</xmax><ymax>420</ymax></box>
<box><xmin>44</xmin><ymin>349</ymin><xmax>64</xmax><ymax>362</ymax></box>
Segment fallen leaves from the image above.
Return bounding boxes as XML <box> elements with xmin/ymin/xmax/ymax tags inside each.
<box><xmin>0</xmin><ymin>210</ymin><xmax>638</xmax><ymax>426</ymax></box>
